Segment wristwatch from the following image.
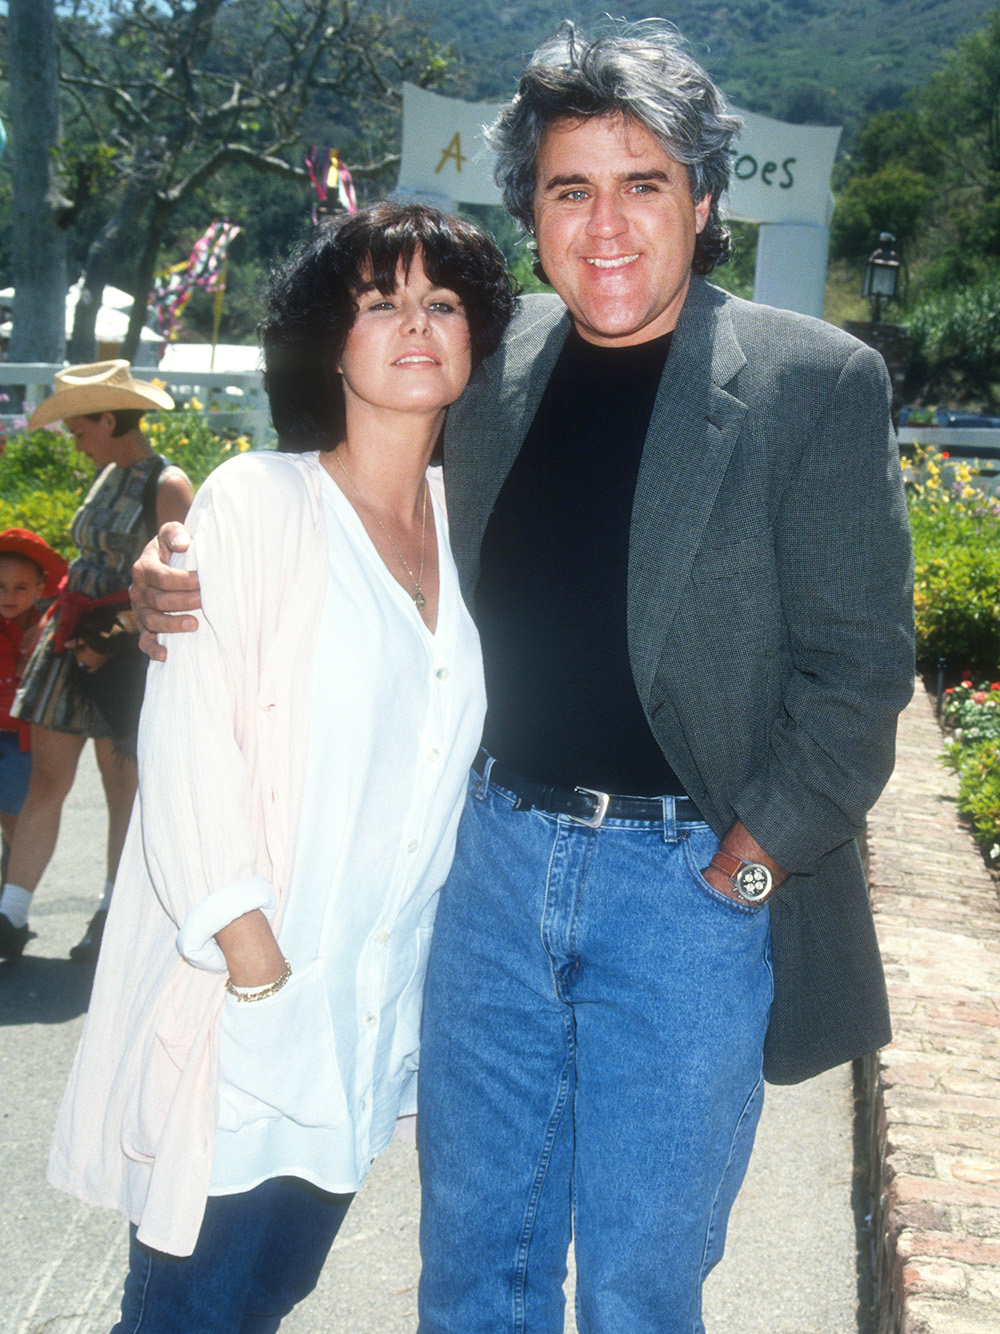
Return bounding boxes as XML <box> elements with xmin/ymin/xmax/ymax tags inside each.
<box><xmin>707</xmin><ymin>850</ymin><xmax>774</xmax><ymax>904</ymax></box>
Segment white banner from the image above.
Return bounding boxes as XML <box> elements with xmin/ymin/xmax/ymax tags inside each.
<box><xmin>726</xmin><ymin>109</ymin><xmax>841</xmax><ymax>226</ymax></box>
<box><xmin>398</xmin><ymin>84</ymin><xmax>506</xmax><ymax>206</ymax></box>
<box><xmin>397</xmin><ymin>84</ymin><xmax>840</xmax><ymax>227</ymax></box>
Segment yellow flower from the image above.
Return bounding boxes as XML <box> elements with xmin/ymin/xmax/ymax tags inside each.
<box><xmin>189</xmin><ymin>396</ymin><xmax>203</xmax><ymax>411</ymax></box>
<box><xmin>237</xmin><ymin>437</ymin><xmax>251</xmax><ymax>453</ymax></box>
<box><xmin>150</xmin><ymin>377</ymin><xmax>167</xmax><ymax>390</ymax></box>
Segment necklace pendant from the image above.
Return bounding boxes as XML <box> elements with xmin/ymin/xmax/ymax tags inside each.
<box><xmin>413</xmin><ymin>589</ymin><xmax>427</xmax><ymax>611</ymax></box>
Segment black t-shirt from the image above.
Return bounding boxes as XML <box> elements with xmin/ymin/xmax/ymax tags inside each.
<box><xmin>476</xmin><ymin>327</ymin><xmax>685</xmax><ymax>796</ymax></box>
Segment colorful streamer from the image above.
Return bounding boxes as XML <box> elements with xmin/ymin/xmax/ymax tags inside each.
<box><xmin>305</xmin><ymin>147</ymin><xmax>358</xmax><ymax>223</ymax></box>
<box><xmin>149</xmin><ymin>219</ymin><xmax>242</xmax><ymax>343</ymax></box>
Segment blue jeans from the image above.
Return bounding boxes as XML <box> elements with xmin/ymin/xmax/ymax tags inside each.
<box><xmin>417</xmin><ymin>768</ymin><xmax>773</xmax><ymax>1334</ymax></box>
<box><xmin>112</xmin><ymin>1176</ymin><xmax>354</xmax><ymax>1333</ymax></box>
<box><xmin>0</xmin><ymin>729</ymin><xmax>31</xmax><ymax>814</ymax></box>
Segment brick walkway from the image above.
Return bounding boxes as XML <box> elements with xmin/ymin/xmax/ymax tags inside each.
<box><xmin>864</xmin><ymin>682</ymin><xmax>1000</xmax><ymax>1333</ymax></box>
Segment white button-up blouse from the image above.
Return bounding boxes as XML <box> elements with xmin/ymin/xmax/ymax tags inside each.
<box><xmin>210</xmin><ymin>465</ymin><xmax>486</xmax><ymax>1195</ymax></box>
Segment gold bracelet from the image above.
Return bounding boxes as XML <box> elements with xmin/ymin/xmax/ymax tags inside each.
<box><xmin>224</xmin><ymin>958</ymin><xmax>291</xmax><ymax>1002</ymax></box>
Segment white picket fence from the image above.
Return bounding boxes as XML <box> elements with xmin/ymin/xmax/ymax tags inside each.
<box><xmin>0</xmin><ymin>362</ymin><xmax>272</xmax><ymax>449</ymax></box>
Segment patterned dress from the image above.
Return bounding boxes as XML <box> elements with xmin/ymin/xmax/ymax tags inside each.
<box><xmin>13</xmin><ymin>456</ymin><xmax>163</xmax><ymax>737</ymax></box>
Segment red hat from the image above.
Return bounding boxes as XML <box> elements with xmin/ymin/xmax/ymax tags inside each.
<box><xmin>0</xmin><ymin>529</ymin><xmax>69</xmax><ymax>597</ymax></box>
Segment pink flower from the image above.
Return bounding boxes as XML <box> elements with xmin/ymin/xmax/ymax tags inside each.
<box><xmin>973</xmin><ymin>691</ymin><xmax>987</xmax><ymax>705</ymax></box>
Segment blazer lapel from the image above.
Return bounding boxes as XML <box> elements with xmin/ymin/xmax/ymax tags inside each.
<box><xmin>628</xmin><ymin>278</ymin><xmax>749</xmax><ymax>699</ymax></box>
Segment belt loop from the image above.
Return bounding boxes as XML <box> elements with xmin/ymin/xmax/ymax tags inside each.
<box><xmin>661</xmin><ymin>795</ymin><xmax>678</xmax><ymax>843</ymax></box>
<box><xmin>474</xmin><ymin>749</ymin><xmax>496</xmax><ymax>800</ymax></box>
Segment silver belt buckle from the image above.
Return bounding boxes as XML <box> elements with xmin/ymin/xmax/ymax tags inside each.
<box><xmin>571</xmin><ymin>786</ymin><xmax>611</xmax><ymax>828</ymax></box>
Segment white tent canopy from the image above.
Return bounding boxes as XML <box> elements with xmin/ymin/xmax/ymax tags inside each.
<box><xmin>0</xmin><ymin>282</ymin><xmax>162</xmax><ymax>344</ymax></box>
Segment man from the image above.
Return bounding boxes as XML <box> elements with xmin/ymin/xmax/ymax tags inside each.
<box><xmin>134</xmin><ymin>22</ymin><xmax>914</xmax><ymax>1332</ymax></box>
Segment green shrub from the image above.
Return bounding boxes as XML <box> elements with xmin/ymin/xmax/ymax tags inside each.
<box><xmin>0</xmin><ymin>429</ymin><xmax>90</xmax><ymax>500</ymax></box>
<box><xmin>0</xmin><ymin>490</ymin><xmax>85</xmax><ymax>557</ymax></box>
<box><xmin>906</xmin><ymin>275</ymin><xmax>1000</xmax><ymax>405</ymax></box>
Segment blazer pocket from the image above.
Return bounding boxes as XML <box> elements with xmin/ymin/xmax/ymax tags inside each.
<box><xmin>689</xmin><ymin>535</ymin><xmax>768</xmax><ymax>583</ymax></box>
<box><xmin>217</xmin><ymin>958</ymin><xmax>349</xmax><ymax>1132</ymax></box>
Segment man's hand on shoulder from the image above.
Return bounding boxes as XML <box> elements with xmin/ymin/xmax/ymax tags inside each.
<box><xmin>131</xmin><ymin>522</ymin><xmax>201</xmax><ymax>662</ymax></box>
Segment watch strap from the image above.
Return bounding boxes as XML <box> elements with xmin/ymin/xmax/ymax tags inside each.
<box><xmin>708</xmin><ymin>850</ymin><xmax>747</xmax><ymax>881</ymax></box>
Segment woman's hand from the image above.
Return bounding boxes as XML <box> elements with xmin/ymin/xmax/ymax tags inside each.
<box><xmin>215</xmin><ymin>909</ymin><xmax>286</xmax><ymax>988</ymax></box>
<box><xmin>130</xmin><ymin>523</ymin><xmax>202</xmax><ymax>661</ymax></box>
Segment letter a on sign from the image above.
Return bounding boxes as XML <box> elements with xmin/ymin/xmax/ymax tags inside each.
<box><xmin>436</xmin><ymin>132</ymin><xmax>466</xmax><ymax>175</ymax></box>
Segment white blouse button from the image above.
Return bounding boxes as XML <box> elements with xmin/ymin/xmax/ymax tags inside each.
<box><xmin>435</xmin><ymin>667</ymin><xmax>449</xmax><ymax>680</ymax></box>
<box><xmin>407</xmin><ymin>839</ymin><xmax>418</xmax><ymax>854</ymax></box>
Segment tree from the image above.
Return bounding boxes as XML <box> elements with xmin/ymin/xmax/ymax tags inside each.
<box><xmin>831</xmin><ymin>162</ymin><xmax>934</xmax><ymax>260</ymax></box>
<box><xmin>6</xmin><ymin>0</ymin><xmax>68</xmax><ymax>361</ymax></box>
<box><xmin>46</xmin><ymin>0</ymin><xmax>453</xmax><ymax>360</ymax></box>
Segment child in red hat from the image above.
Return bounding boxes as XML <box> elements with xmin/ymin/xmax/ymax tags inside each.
<box><xmin>0</xmin><ymin>530</ymin><xmax>68</xmax><ymax>906</ymax></box>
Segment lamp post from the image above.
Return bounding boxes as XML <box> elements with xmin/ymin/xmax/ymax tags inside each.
<box><xmin>862</xmin><ymin>232</ymin><xmax>904</xmax><ymax>325</ymax></box>
<box><xmin>845</xmin><ymin>233</ymin><xmax>911</xmax><ymax>425</ymax></box>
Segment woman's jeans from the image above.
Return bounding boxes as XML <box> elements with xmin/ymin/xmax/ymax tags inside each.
<box><xmin>417</xmin><ymin>769</ymin><xmax>773</xmax><ymax>1334</ymax></box>
<box><xmin>112</xmin><ymin>1176</ymin><xmax>354</xmax><ymax>1333</ymax></box>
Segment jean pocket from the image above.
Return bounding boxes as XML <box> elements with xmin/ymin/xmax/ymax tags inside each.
<box><xmin>682</xmin><ymin>836</ymin><xmax>769</xmax><ymax>916</ymax></box>
<box><xmin>217</xmin><ymin>958</ymin><xmax>349</xmax><ymax>1132</ymax></box>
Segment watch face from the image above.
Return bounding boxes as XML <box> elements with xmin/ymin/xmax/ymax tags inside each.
<box><xmin>735</xmin><ymin>863</ymin><xmax>773</xmax><ymax>903</ymax></box>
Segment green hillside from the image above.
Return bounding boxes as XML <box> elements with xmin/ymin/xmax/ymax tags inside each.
<box><xmin>425</xmin><ymin>0</ymin><xmax>998</xmax><ymax>133</ymax></box>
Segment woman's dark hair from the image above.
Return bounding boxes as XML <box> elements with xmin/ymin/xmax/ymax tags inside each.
<box><xmin>260</xmin><ymin>202</ymin><xmax>516</xmax><ymax>452</ymax></box>
<box><xmin>83</xmin><ymin>409</ymin><xmax>145</xmax><ymax>437</ymax></box>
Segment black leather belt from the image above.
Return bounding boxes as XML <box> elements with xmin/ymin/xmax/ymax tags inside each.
<box><xmin>473</xmin><ymin>750</ymin><xmax>704</xmax><ymax>829</ymax></box>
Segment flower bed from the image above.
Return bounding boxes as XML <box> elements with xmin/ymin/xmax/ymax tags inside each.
<box><xmin>941</xmin><ymin>678</ymin><xmax>1000</xmax><ymax>870</ymax></box>
<box><xmin>904</xmin><ymin>446</ymin><xmax>1000</xmax><ymax>861</ymax></box>
<box><xmin>905</xmin><ymin>443</ymin><xmax>1000</xmax><ymax>676</ymax></box>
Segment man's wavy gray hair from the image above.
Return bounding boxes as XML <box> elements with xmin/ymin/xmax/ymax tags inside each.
<box><xmin>487</xmin><ymin>20</ymin><xmax>742</xmax><ymax>275</ymax></box>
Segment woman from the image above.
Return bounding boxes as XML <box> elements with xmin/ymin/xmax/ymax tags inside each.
<box><xmin>0</xmin><ymin>364</ymin><xmax>193</xmax><ymax>964</ymax></box>
<box><xmin>48</xmin><ymin>204</ymin><xmax>514</xmax><ymax>1332</ymax></box>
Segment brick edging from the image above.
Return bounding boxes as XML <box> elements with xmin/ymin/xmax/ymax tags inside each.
<box><xmin>863</xmin><ymin>681</ymin><xmax>1000</xmax><ymax>1334</ymax></box>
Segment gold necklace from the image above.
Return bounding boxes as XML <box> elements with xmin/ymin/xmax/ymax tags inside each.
<box><xmin>334</xmin><ymin>452</ymin><xmax>429</xmax><ymax>610</ymax></box>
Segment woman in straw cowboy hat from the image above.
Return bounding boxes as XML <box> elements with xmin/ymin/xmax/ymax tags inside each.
<box><xmin>0</xmin><ymin>362</ymin><xmax>193</xmax><ymax>964</ymax></box>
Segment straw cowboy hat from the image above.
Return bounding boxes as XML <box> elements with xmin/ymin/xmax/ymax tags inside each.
<box><xmin>28</xmin><ymin>360</ymin><xmax>174</xmax><ymax>429</ymax></box>
<box><xmin>0</xmin><ymin>528</ymin><xmax>69</xmax><ymax>597</ymax></box>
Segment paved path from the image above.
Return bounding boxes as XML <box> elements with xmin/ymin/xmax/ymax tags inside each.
<box><xmin>864</xmin><ymin>683</ymin><xmax>1000</xmax><ymax>1333</ymax></box>
<box><xmin>1</xmin><ymin>747</ymin><xmax>866</xmax><ymax>1332</ymax></box>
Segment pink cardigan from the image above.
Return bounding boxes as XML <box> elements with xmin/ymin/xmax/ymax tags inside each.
<box><xmin>48</xmin><ymin>452</ymin><xmax>334</xmax><ymax>1256</ymax></box>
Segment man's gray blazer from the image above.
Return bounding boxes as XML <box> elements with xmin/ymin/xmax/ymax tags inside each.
<box><xmin>443</xmin><ymin>275</ymin><xmax>915</xmax><ymax>1085</ymax></box>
